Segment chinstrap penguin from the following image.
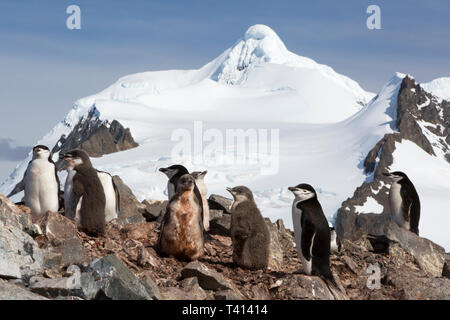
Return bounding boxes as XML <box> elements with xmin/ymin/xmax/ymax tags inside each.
<box><xmin>158</xmin><ymin>173</ymin><xmax>204</xmax><ymax>261</ymax></box>
<box><xmin>288</xmin><ymin>184</ymin><xmax>336</xmax><ymax>284</ymax></box>
<box><xmin>61</xmin><ymin>150</ymin><xmax>106</xmax><ymax>236</ymax></box>
<box><xmin>329</xmin><ymin>226</ymin><xmax>341</xmax><ymax>253</ymax></box>
<box><xmin>383</xmin><ymin>171</ymin><xmax>420</xmax><ymax>235</ymax></box>
<box><xmin>226</xmin><ymin>186</ymin><xmax>270</xmax><ymax>270</ymax></box>
<box><xmin>8</xmin><ymin>145</ymin><xmax>60</xmax><ymax>218</ymax></box>
<box><xmin>191</xmin><ymin>170</ymin><xmax>210</xmax><ymax>232</ymax></box>
<box><xmin>159</xmin><ymin>165</ymin><xmax>190</xmax><ymax>200</ymax></box>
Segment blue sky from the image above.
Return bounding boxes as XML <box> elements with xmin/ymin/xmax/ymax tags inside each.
<box><xmin>0</xmin><ymin>0</ymin><xmax>449</xmax><ymax>180</ymax></box>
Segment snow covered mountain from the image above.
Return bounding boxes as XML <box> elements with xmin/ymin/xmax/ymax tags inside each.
<box><xmin>1</xmin><ymin>25</ymin><xmax>449</xmax><ymax>250</ymax></box>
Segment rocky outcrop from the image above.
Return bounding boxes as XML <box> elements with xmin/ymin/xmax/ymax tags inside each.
<box><xmin>88</xmin><ymin>255</ymin><xmax>157</xmax><ymax>300</ymax></box>
<box><xmin>337</xmin><ymin>76</ymin><xmax>450</xmax><ymax>239</ymax></box>
<box><xmin>1</xmin><ymin>191</ymin><xmax>449</xmax><ymax>300</ymax></box>
<box><xmin>0</xmin><ymin>195</ymin><xmax>44</xmax><ymax>279</ymax></box>
<box><xmin>0</xmin><ymin>279</ymin><xmax>48</xmax><ymax>300</ymax></box>
<box><xmin>53</xmin><ymin>108</ymin><xmax>138</xmax><ymax>158</ymax></box>
<box><xmin>111</xmin><ymin>175</ymin><xmax>146</xmax><ymax>222</ymax></box>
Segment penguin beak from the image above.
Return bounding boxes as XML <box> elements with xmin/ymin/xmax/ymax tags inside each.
<box><xmin>159</xmin><ymin>168</ymin><xmax>168</xmax><ymax>173</ymax></box>
<box><xmin>288</xmin><ymin>186</ymin><xmax>297</xmax><ymax>192</ymax></box>
<box><xmin>226</xmin><ymin>187</ymin><xmax>233</xmax><ymax>194</ymax></box>
<box><xmin>382</xmin><ymin>172</ymin><xmax>391</xmax><ymax>177</ymax></box>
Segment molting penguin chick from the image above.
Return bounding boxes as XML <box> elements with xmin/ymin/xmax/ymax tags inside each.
<box><xmin>288</xmin><ymin>184</ymin><xmax>334</xmax><ymax>282</ymax></box>
<box><xmin>59</xmin><ymin>154</ymin><xmax>119</xmax><ymax>223</ymax></box>
<box><xmin>191</xmin><ymin>170</ymin><xmax>210</xmax><ymax>231</ymax></box>
<box><xmin>383</xmin><ymin>171</ymin><xmax>420</xmax><ymax>235</ymax></box>
<box><xmin>158</xmin><ymin>174</ymin><xmax>204</xmax><ymax>261</ymax></box>
<box><xmin>62</xmin><ymin>150</ymin><xmax>106</xmax><ymax>236</ymax></box>
<box><xmin>8</xmin><ymin>145</ymin><xmax>60</xmax><ymax>218</ymax></box>
<box><xmin>226</xmin><ymin>186</ymin><xmax>270</xmax><ymax>270</ymax></box>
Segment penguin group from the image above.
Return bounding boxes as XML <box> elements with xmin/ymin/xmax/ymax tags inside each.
<box><xmin>8</xmin><ymin>147</ymin><xmax>119</xmax><ymax>236</ymax></box>
<box><xmin>6</xmin><ymin>145</ymin><xmax>422</xmax><ymax>287</ymax></box>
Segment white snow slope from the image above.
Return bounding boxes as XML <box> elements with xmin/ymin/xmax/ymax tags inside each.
<box><xmin>1</xmin><ymin>25</ymin><xmax>449</xmax><ymax>250</ymax></box>
<box><xmin>421</xmin><ymin>77</ymin><xmax>450</xmax><ymax>101</ymax></box>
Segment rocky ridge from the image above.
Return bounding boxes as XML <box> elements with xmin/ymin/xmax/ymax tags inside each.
<box><xmin>336</xmin><ymin>76</ymin><xmax>450</xmax><ymax>239</ymax></box>
<box><xmin>0</xmin><ymin>186</ymin><xmax>449</xmax><ymax>300</ymax></box>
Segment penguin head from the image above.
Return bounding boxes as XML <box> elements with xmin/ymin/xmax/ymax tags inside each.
<box><xmin>176</xmin><ymin>174</ymin><xmax>195</xmax><ymax>192</ymax></box>
<box><xmin>383</xmin><ymin>171</ymin><xmax>407</xmax><ymax>183</ymax></box>
<box><xmin>226</xmin><ymin>186</ymin><xmax>254</xmax><ymax>203</ymax></box>
<box><xmin>61</xmin><ymin>149</ymin><xmax>92</xmax><ymax>170</ymax></box>
<box><xmin>32</xmin><ymin>145</ymin><xmax>50</xmax><ymax>159</ymax></box>
<box><xmin>159</xmin><ymin>164</ymin><xmax>189</xmax><ymax>179</ymax></box>
<box><xmin>191</xmin><ymin>170</ymin><xmax>207</xmax><ymax>181</ymax></box>
<box><xmin>288</xmin><ymin>184</ymin><xmax>317</xmax><ymax>202</ymax></box>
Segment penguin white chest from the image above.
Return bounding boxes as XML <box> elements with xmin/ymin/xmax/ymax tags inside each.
<box><xmin>25</xmin><ymin>159</ymin><xmax>58</xmax><ymax>215</ymax></box>
<box><xmin>389</xmin><ymin>182</ymin><xmax>406</xmax><ymax>227</ymax></box>
<box><xmin>292</xmin><ymin>202</ymin><xmax>312</xmax><ymax>275</ymax></box>
<box><xmin>97</xmin><ymin>172</ymin><xmax>118</xmax><ymax>222</ymax></box>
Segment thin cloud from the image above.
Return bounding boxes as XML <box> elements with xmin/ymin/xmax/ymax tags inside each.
<box><xmin>0</xmin><ymin>139</ymin><xmax>31</xmax><ymax>161</ymax></box>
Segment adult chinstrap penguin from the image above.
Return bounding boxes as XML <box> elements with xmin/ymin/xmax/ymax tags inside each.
<box><xmin>61</xmin><ymin>150</ymin><xmax>106</xmax><ymax>236</ymax></box>
<box><xmin>8</xmin><ymin>145</ymin><xmax>60</xmax><ymax>217</ymax></box>
<box><xmin>288</xmin><ymin>184</ymin><xmax>336</xmax><ymax>284</ymax></box>
<box><xmin>157</xmin><ymin>173</ymin><xmax>204</xmax><ymax>261</ymax></box>
<box><xmin>226</xmin><ymin>186</ymin><xmax>270</xmax><ymax>270</ymax></box>
<box><xmin>383</xmin><ymin>171</ymin><xmax>420</xmax><ymax>235</ymax></box>
<box><xmin>191</xmin><ymin>170</ymin><xmax>210</xmax><ymax>232</ymax></box>
<box><xmin>159</xmin><ymin>165</ymin><xmax>190</xmax><ymax>200</ymax></box>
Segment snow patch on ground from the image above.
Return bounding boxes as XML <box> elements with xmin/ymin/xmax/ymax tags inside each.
<box><xmin>354</xmin><ymin>197</ymin><xmax>384</xmax><ymax>214</ymax></box>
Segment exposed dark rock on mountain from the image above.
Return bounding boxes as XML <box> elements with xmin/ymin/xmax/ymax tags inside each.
<box><xmin>337</xmin><ymin>76</ymin><xmax>450</xmax><ymax>240</ymax></box>
<box><xmin>52</xmin><ymin>108</ymin><xmax>138</xmax><ymax>158</ymax></box>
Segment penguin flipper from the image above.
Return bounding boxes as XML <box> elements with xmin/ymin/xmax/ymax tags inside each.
<box><xmin>72</xmin><ymin>177</ymin><xmax>85</xmax><ymax>197</ymax></box>
<box><xmin>300</xmin><ymin>216</ymin><xmax>316</xmax><ymax>262</ymax></box>
<box><xmin>7</xmin><ymin>164</ymin><xmax>29</xmax><ymax>198</ymax></box>
<box><xmin>112</xmin><ymin>176</ymin><xmax>121</xmax><ymax>216</ymax></box>
<box><xmin>7</xmin><ymin>178</ymin><xmax>25</xmax><ymax>198</ymax></box>
<box><xmin>409</xmin><ymin>201</ymin><xmax>420</xmax><ymax>235</ymax></box>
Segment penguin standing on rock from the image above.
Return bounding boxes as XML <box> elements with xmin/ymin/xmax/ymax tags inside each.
<box><xmin>159</xmin><ymin>164</ymin><xmax>205</xmax><ymax>229</ymax></box>
<box><xmin>226</xmin><ymin>186</ymin><xmax>270</xmax><ymax>270</ymax></box>
<box><xmin>288</xmin><ymin>184</ymin><xmax>335</xmax><ymax>283</ymax></box>
<box><xmin>383</xmin><ymin>171</ymin><xmax>420</xmax><ymax>235</ymax></box>
<box><xmin>191</xmin><ymin>170</ymin><xmax>210</xmax><ymax>231</ymax></box>
<box><xmin>8</xmin><ymin>145</ymin><xmax>60</xmax><ymax>218</ymax></box>
<box><xmin>158</xmin><ymin>174</ymin><xmax>204</xmax><ymax>261</ymax></box>
<box><xmin>61</xmin><ymin>150</ymin><xmax>106</xmax><ymax>236</ymax></box>
<box><xmin>58</xmin><ymin>154</ymin><xmax>119</xmax><ymax>223</ymax></box>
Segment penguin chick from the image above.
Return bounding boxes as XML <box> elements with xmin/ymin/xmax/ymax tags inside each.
<box><xmin>226</xmin><ymin>186</ymin><xmax>270</xmax><ymax>270</ymax></box>
<box><xmin>158</xmin><ymin>174</ymin><xmax>204</xmax><ymax>261</ymax></box>
<box><xmin>383</xmin><ymin>171</ymin><xmax>420</xmax><ymax>235</ymax></box>
<box><xmin>191</xmin><ymin>170</ymin><xmax>210</xmax><ymax>231</ymax></box>
<box><xmin>62</xmin><ymin>150</ymin><xmax>106</xmax><ymax>236</ymax></box>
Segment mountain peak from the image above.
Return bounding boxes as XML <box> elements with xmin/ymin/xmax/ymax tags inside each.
<box><xmin>209</xmin><ymin>24</ymin><xmax>292</xmax><ymax>84</ymax></box>
<box><xmin>244</xmin><ymin>24</ymin><xmax>283</xmax><ymax>42</ymax></box>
